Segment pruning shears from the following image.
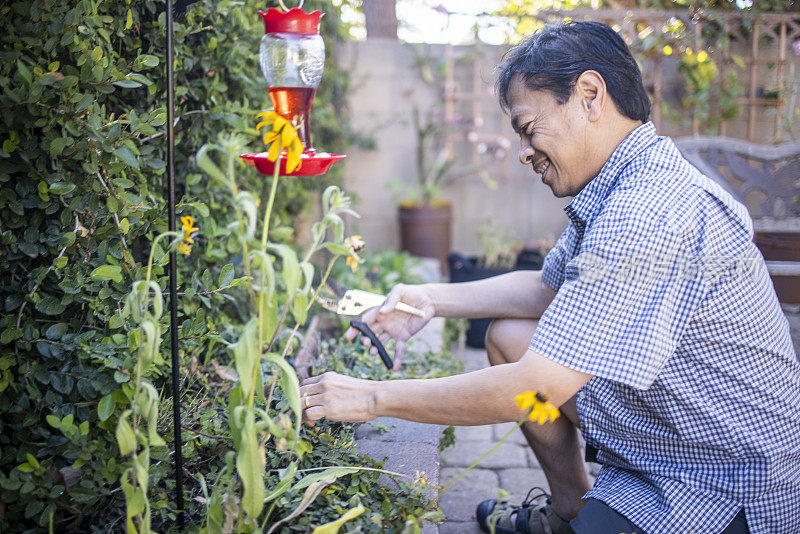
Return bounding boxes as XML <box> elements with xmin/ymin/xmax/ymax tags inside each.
<box><xmin>314</xmin><ymin>283</ymin><xmax>424</xmax><ymax>369</ymax></box>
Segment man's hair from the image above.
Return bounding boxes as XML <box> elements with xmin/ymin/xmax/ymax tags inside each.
<box><xmin>496</xmin><ymin>21</ymin><xmax>651</xmax><ymax>123</ymax></box>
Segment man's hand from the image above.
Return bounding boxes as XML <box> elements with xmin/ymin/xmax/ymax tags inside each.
<box><xmin>345</xmin><ymin>283</ymin><xmax>435</xmax><ymax>369</ymax></box>
<box><xmin>300</xmin><ymin>372</ymin><xmax>378</xmax><ymax>423</ymax></box>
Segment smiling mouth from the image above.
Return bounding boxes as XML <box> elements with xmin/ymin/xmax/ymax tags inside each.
<box><xmin>534</xmin><ymin>159</ymin><xmax>551</xmax><ymax>181</ymax></box>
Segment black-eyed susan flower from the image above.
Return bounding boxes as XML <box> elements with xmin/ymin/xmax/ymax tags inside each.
<box><xmin>515</xmin><ymin>391</ymin><xmax>560</xmax><ymax>425</ymax></box>
<box><xmin>255</xmin><ymin>111</ymin><xmax>304</xmax><ymax>173</ymax></box>
<box><xmin>344</xmin><ymin>235</ymin><xmax>365</xmax><ymax>272</ymax></box>
<box><xmin>178</xmin><ymin>215</ymin><xmax>199</xmax><ymax>255</ymax></box>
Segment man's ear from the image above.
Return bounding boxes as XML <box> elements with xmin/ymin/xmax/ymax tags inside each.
<box><xmin>575</xmin><ymin>70</ymin><xmax>606</xmax><ymax>122</ymax></box>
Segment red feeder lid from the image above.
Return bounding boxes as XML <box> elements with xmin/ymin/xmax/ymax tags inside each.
<box><xmin>258</xmin><ymin>8</ymin><xmax>323</xmax><ymax>35</ymax></box>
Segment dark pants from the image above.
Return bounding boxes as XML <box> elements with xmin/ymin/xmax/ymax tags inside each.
<box><xmin>571</xmin><ymin>498</ymin><xmax>749</xmax><ymax>534</ymax></box>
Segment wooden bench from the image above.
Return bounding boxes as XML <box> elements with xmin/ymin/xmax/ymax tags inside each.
<box><xmin>673</xmin><ymin>136</ymin><xmax>800</xmax><ymax>304</ymax></box>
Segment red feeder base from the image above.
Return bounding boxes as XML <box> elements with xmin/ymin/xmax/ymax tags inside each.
<box><xmin>240</xmin><ymin>152</ymin><xmax>346</xmax><ymax>176</ymax></box>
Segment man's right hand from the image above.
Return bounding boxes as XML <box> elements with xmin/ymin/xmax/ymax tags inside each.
<box><xmin>344</xmin><ymin>283</ymin><xmax>435</xmax><ymax>370</ymax></box>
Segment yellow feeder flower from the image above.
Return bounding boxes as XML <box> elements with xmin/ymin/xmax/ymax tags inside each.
<box><xmin>515</xmin><ymin>391</ymin><xmax>560</xmax><ymax>425</ymax></box>
<box><xmin>255</xmin><ymin>111</ymin><xmax>303</xmax><ymax>173</ymax></box>
<box><xmin>662</xmin><ymin>45</ymin><xmax>673</xmax><ymax>56</ymax></box>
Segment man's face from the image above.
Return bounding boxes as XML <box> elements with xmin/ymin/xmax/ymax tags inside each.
<box><xmin>507</xmin><ymin>76</ymin><xmax>591</xmax><ymax>198</ymax></box>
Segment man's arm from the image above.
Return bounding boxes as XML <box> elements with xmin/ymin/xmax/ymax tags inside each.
<box><xmin>300</xmin><ymin>349</ymin><xmax>592</xmax><ymax>425</ymax></box>
<box><xmin>425</xmin><ymin>270</ymin><xmax>557</xmax><ymax>320</ymax></box>
<box><xmin>348</xmin><ymin>270</ymin><xmax>557</xmax><ymax>367</ymax></box>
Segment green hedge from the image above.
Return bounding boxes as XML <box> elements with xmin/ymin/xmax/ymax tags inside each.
<box><xmin>0</xmin><ymin>0</ymin><xmax>353</xmax><ymax>529</ymax></box>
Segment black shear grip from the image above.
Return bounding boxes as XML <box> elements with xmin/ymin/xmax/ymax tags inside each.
<box><xmin>349</xmin><ymin>320</ymin><xmax>393</xmax><ymax>369</ymax></box>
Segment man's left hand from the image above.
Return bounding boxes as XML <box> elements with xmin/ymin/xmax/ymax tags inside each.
<box><xmin>299</xmin><ymin>372</ymin><xmax>378</xmax><ymax>424</ymax></box>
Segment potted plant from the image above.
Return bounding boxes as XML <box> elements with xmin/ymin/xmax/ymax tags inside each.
<box><xmin>449</xmin><ymin>220</ymin><xmax>546</xmax><ymax>348</ymax></box>
<box><xmin>395</xmin><ymin>104</ymin><xmax>458</xmax><ymax>270</ymax></box>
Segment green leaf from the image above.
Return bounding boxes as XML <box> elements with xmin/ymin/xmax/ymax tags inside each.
<box><xmin>91</xmin><ymin>46</ymin><xmax>103</xmax><ymax>62</ymax></box>
<box><xmin>49</xmin><ymin>182</ymin><xmax>76</xmax><ymax>195</ymax></box>
<box><xmin>137</xmin><ymin>54</ymin><xmax>159</xmax><ymax>68</ymax></box>
<box><xmin>17</xmin><ymin>60</ymin><xmax>32</xmax><ymax>85</ymax></box>
<box><xmin>114</xmin><ymin>147</ymin><xmax>139</xmax><ymax>169</ymax></box>
<box><xmin>235</xmin><ymin>409</ymin><xmax>265</xmax><ymax>520</ymax></box>
<box><xmin>90</xmin><ymin>265</ymin><xmax>122</xmax><ymax>283</ymax></box>
<box><xmin>119</xmin><ymin>217</ymin><xmax>130</xmax><ymax>234</ymax></box>
<box><xmin>195</xmin><ymin>145</ymin><xmax>226</xmax><ymax>183</ymax></box>
<box><xmin>49</xmin><ymin>137</ymin><xmax>72</xmax><ymax>157</ymax></box>
<box><xmin>98</xmin><ymin>394</ymin><xmax>115</xmax><ymax>421</ymax></box>
<box><xmin>115</xmin><ymin>411</ymin><xmax>136</xmax><ymax>455</ymax></box>
<box><xmin>192</xmin><ymin>201</ymin><xmax>209</xmax><ymax>217</ymax></box>
<box><xmin>264</xmin><ymin>353</ymin><xmax>301</xmax><ymax>444</ymax></box>
<box><xmin>264</xmin><ymin>461</ymin><xmax>297</xmax><ymax>503</ymax></box>
<box><xmin>322</xmin><ymin>243</ymin><xmax>349</xmax><ymax>256</ymax></box>
<box><xmin>231</xmin><ymin>319</ymin><xmax>259</xmax><ymax>398</ymax></box>
<box><xmin>312</xmin><ymin>504</ymin><xmax>365</xmax><ymax>534</ymax></box>
<box><xmin>25</xmin><ymin>454</ymin><xmax>40</xmax><ymax>470</ymax></box>
<box><xmin>1</xmin><ymin>327</ymin><xmax>23</xmax><ymax>345</ymax></box>
<box><xmin>113</xmin><ymin>79</ymin><xmax>141</xmax><ymax>89</ymax></box>
<box><xmin>218</xmin><ymin>263</ymin><xmax>234</xmax><ymax>288</ymax></box>
<box><xmin>267</xmin><ymin>243</ymin><xmax>301</xmax><ymax>299</ymax></box>
<box><xmin>46</xmin><ymin>415</ymin><xmax>61</xmax><ymax>429</ymax></box>
<box><xmin>45</xmin><ymin>323</ymin><xmax>68</xmax><ymax>340</ymax></box>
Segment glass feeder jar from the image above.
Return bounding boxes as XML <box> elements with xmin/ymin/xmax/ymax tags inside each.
<box><xmin>258</xmin><ymin>5</ymin><xmax>324</xmax><ymax>152</ymax></box>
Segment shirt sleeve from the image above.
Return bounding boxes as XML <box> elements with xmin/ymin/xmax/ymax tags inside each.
<box><xmin>530</xmin><ymin>217</ymin><xmax>707</xmax><ymax>390</ymax></box>
<box><xmin>540</xmin><ymin>228</ymin><xmax>574</xmax><ymax>291</ymax></box>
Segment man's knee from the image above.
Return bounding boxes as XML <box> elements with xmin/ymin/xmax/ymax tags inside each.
<box><xmin>485</xmin><ymin>318</ymin><xmax>539</xmax><ymax>366</ymax></box>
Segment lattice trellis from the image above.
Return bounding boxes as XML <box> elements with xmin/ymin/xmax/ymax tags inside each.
<box><xmin>443</xmin><ymin>8</ymin><xmax>800</xmax><ymax>152</ymax></box>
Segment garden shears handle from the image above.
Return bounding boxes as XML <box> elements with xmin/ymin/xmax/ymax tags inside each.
<box><xmin>349</xmin><ymin>320</ymin><xmax>393</xmax><ymax>369</ymax></box>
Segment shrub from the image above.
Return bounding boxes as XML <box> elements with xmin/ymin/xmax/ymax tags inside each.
<box><xmin>0</xmin><ymin>0</ymin><xmax>353</xmax><ymax>529</ymax></box>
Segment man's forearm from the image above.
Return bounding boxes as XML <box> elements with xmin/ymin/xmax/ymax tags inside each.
<box><xmin>370</xmin><ymin>351</ymin><xmax>591</xmax><ymax>426</ymax></box>
<box><xmin>424</xmin><ymin>270</ymin><xmax>555</xmax><ymax>320</ymax></box>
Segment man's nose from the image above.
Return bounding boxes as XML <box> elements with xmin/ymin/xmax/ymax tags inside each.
<box><xmin>519</xmin><ymin>144</ymin><xmax>534</xmax><ymax>165</ymax></box>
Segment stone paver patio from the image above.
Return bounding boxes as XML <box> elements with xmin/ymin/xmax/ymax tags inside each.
<box><xmin>438</xmin><ymin>347</ymin><xmax>597</xmax><ymax>533</ymax></box>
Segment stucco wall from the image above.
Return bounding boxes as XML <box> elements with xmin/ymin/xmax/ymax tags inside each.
<box><xmin>334</xmin><ymin>38</ymin><xmax>799</xmax><ymax>258</ymax></box>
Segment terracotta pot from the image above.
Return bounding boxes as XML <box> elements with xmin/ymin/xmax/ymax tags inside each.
<box><xmin>398</xmin><ymin>202</ymin><xmax>452</xmax><ymax>271</ymax></box>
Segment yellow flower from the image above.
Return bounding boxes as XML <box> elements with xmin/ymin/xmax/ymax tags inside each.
<box><xmin>662</xmin><ymin>45</ymin><xmax>673</xmax><ymax>56</ymax></box>
<box><xmin>515</xmin><ymin>391</ymin><xmax>560</xmax><ymax>425</ymax></box>
<box><xmin>179</xmin><ymin>215</ymin><xmax>199</xmax><ymax>255</ymax></box>
<box><xmin>344</xmin><ymin>235</ymin><xmax>365</xmax><ymax>273</ymax></box>
<box><xmin>697</xmin><ymin>50</ymin><xmax>709</xmax><ymax>63</ymax></box>
<box><xmin>255</xmin><ymin>111</ymin><xmax>303</xmax><ymax>173</ymax></box>
<box><xmin>686</xmin><ymin>47</ymin><xmax>694</xmax><ymax>56</ymax></box>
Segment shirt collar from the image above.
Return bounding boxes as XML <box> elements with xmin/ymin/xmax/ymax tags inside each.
<box><xmin>564</xmin><ymin>121</ymin><xmax>657</xmax><ymax>227</ymax></box>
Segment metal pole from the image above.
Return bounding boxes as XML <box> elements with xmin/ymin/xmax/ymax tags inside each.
<box><xmin>166</xmin><ymin>0</ymin><xmax>185</xmax><ymax>527</ymax></box>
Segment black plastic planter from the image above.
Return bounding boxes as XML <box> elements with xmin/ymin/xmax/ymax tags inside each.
<box><xmin>448</xmin><ymin>249</ymin><xmax>544</xmax><ymax>348</ymax></box>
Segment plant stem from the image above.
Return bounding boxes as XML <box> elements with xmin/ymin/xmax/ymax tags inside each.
<box><xmin>257</xmin><ymin>141</ymin><xmax>282</xmax><ymax>358</ymax></box>
<box><xmin>144</xmin><ymin>231</ymin><xmax>180</xmax><ymax>287</ymax></box>
<box><xmin>440</xmin><ymin>418</ymin><xmax>525</xmax><ymax>495</ymax></box>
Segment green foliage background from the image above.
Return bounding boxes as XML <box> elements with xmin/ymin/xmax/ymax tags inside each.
<box><xmin>0</xmin><ymin>0</ymin><xmax>357</xmax><ymax>529</ymax></box>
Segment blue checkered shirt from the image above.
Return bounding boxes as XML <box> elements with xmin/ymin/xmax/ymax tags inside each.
<box><xmin>530</xmin><ymin>122</ymin><xmax>800</xmax><ymax>534</ymax></box>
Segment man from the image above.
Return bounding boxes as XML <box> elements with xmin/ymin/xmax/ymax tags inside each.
<box><xmin>300</xmin><ymin>21</ymin><xmax>800</xmax><ymax>534</ymax></box>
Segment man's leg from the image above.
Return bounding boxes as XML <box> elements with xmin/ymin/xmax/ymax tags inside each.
<box><xmin>485</xmin><ymin>319</ymin><xmax>591</xmax><ymax>520</ymax></box>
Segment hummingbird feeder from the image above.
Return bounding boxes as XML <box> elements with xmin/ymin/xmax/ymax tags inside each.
<box><xmin>241</xmin><ymin>0</ymin><xmax>345</xmax><ymax>176</ymax></box>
